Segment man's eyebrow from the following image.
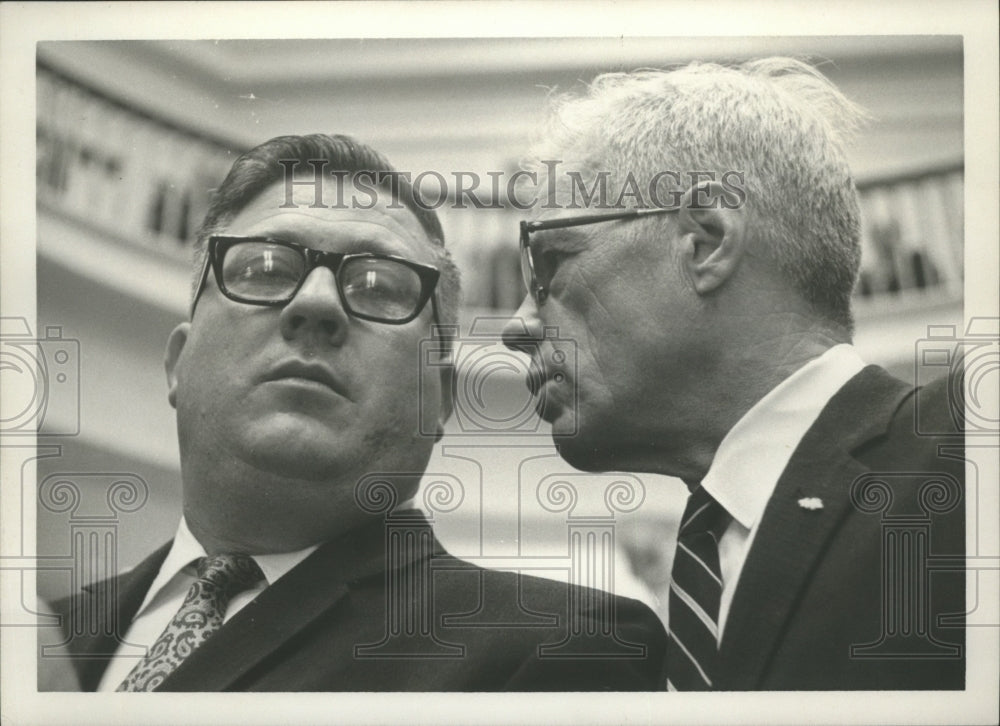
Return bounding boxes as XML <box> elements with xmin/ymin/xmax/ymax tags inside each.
<box><xmin>256</xmin><ymin>229</ymin><xmax>408</xmax><ymax>255</ymax></box>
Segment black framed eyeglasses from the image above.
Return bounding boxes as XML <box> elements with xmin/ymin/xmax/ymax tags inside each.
<box><xmin>195</xmin><ymin>235</ymin><xmax>441</xmax><ymax>325</ymax></box>
<box><xmin>519</xmin><ymin>207</ymin><xmax>679</xmax><ymax>304</ymax></box>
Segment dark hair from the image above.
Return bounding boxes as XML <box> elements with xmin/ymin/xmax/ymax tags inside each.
<box><xmin>191</xmin><ymin>133</ymin><xmax>460</xmax><ymax>328</ymax></box>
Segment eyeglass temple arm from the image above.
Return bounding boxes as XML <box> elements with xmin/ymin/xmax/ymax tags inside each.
<box><xmin>523</xmin><ymin>206</ymin><xmax>677</xmax><ymax>233</ymax></box>
<box><xmin>190</xmin><ymin>251</ymin><xmax>214</xmax><ymax>318</ymax></box>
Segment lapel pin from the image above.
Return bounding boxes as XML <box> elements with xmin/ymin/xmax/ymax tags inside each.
<box><xmin>798</xmin><ymin>497</ymin><xmax>824</xmax><ymax>511</ymax></box>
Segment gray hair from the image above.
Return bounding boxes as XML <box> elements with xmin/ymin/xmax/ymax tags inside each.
<box><xmin>524</xmin><ymin>57</ymin><xmax>867</xmax><ymax>331</ymax></box>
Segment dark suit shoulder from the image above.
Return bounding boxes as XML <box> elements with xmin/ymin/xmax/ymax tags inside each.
<box><xmin>439</xmin><ymin>553</ymin><xmax>663</xmax><ymax>626</ymax></box>
<box><xmin>854</xmin><ymin>370</ymin><xmax>965</xmax><ymax>477</ymax></box>
<box><xmin>43</xmin><ymin>541</ymin><xmax>172</xmax><ymax>690</ymax></box>
<box><xmin>423</xmin><ymin>553</ymin><xmax>666</xmax><ymax>690</ymax></box>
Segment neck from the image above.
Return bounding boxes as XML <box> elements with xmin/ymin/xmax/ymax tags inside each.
<box><xmin>176</xmin><ymin>430</ymin><xmax>432</xmax><ymax>555</ymax></box>
<box><xmin>653</xmin><ymin>319</ymin><xmax>848</xmax><ymax>482</ymax></box>
<box><xmin>182</xmin><ymin>484</ymin><xmax>363</xmax><ymax>555</ymax></box>
<box><xmin>179</xmin><ymin>465</ymin><xmax>412</xmax><ymax>555</ymax></box>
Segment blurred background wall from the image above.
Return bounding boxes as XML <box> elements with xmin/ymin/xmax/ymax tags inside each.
<box><xmin>29</xmin><ymin>37</ymin><xmax>963</xmax><ymax>619</ymax></box>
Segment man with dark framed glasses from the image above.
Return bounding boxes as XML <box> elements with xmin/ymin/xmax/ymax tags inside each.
<box><xmin>199</xmin><ymin>235</ymin><xmax>442</xmax><ymax>323</ymax></box>
<box><xmin>519</xmin><ymin>207</ymin><xmax>678</xmax><ymax>304</ymax></box>
<box><xmin>504</xmin><ymin>59</ymin><xmax>965</xmax><ymax>691</ymax></box>
<box><xmin>50</xmin><ymin>133</ymin><xmax>665</xmax><ymax>692</ymax></box>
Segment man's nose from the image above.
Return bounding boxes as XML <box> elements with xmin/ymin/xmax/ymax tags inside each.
<box><xmin>278</xmin><ymin>267</ymin><xmax>350</xmax><ymax>345</ymax></box>
<box><xmin>501</xmin><ymin>295</ymin><xmax>544</xmax><ymax>354</ymax></box>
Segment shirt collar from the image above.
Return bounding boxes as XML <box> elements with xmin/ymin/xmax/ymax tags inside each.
<box><xmin>700</xmin><ymin>344</ymin><xmax>866</xmax><ymax>531</ymax></box>
<box><xmin>132</xmin><ymin>517</ymin><xmax>319</xmax><ymax>620</ymax></box>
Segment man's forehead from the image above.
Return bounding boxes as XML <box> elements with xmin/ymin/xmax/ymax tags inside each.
<box><xmin>227</xmin><ymin>176</ymin><xmax>430</xmax><ymax>250</ymax></box>
<box><xmin>258</xmin><ymin>174</ymin><xmax>416</xmax><ymax>216</ymax></box>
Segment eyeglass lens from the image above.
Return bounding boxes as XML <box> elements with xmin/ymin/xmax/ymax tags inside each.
<box><xmin>220</xmin><ymin>240</ymin><xmax>426</xmax><ymax>321</ymax></box>
<box><xmin>519</xmin><ymin>232</ymin><xmax>537</xmax><ymax>298</ymax></box>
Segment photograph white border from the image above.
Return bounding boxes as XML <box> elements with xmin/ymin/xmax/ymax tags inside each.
<box><xmin>2</xmin><ymin>2</ymin><xmax>997</xmax><ymax>725</ymax></box>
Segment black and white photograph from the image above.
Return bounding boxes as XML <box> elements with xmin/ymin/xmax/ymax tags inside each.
<box><xmin>1</xmin><ymin>2</ymin><xmax>997</xmax><ymax>724</ymax></box>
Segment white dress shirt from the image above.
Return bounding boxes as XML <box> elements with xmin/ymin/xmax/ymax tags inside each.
<box><xmin>97</xmin><ymin>517</ymin><xmax>317</xmax><ymax>691</ymax></box>
<box><xmin>698</xmin><ymin>344</ymin><xmax>866</xmax><ymax>643</ymax></box>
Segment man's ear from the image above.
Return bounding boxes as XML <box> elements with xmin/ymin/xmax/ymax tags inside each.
<box><xmin>676</xmin><ymin>181</ymin><xmax>748</xmax><ymax>295</ymax></box>
<box><xmin>164</xmin><ymin>322</ymin><xmax>190</xmax><ymax>409</ymax></box>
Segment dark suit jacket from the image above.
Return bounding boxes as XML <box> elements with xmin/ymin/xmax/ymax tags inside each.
<box><xmin>51</xmin><ymin>512</ymin><xmax>666</xmax><ymax>691</ymax></box>
<box><xmin>716</xmin><ymin>366</ymin><xmax>965</xmax><ymax>690</ymax></box>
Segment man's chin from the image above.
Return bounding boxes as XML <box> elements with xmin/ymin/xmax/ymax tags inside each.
<box><xmin>547</xmin><ymin>416</ymin><xmax>614</xmax><ymax>473</ymax></box>
<box><xmin>245</xmin><ymin>449</ymin><xmax>348</xmax><ymax>482</ymax></box>
<box><xmin>239</xmin><ymin>427</ymin><xmax>354</xmax><ymax>481</ymax></box>
<box><xmin>550</xmin><ymin>434</ymin><xmax>610</xmax><ymax>473</ymax></box>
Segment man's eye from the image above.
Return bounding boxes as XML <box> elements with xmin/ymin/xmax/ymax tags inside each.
<box><xmin>341</xmin><ymin>261</ymin><xmax>421</xmax><ymax>304</ymax></box>
<box><xmin>243</xmin><ymin>256</ymin><xmax>298</xmax><ymax>280</ymax></box>
<box><xmin>224</xmin><ymin>245</ymin><xmax>303</xmax><ymax>287</ymax></box>
<box><xmin>539</xmin><ymin>248</ymin><xmax>571</xmax><ymax>279</ymax></box>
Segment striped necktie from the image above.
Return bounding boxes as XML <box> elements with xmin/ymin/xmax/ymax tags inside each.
<box><xmin>117</xmin><ymin>553</ymin><xmax>263</xmax><ymax>692</ymax></box>
<box><xmin>665</xmin><ymin>485</ymin><xmax>730</xmax><ymax>691</ymax></box>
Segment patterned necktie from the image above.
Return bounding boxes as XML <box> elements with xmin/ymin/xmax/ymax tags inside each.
<box><xmin>665</xmin><ymin>485</ymin><xmax>730</xmax><ymax>691</ymax></box>
<box><xmin>117</xmin><ymin>553</ymin><xmax>263</xmax><ymax>692</ymax></box>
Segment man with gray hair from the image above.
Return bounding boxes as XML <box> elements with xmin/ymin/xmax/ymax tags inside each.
<box><xmin>504</xmin><ymin>59</ymin><xmax>965</xmax><ymax>690</ymax></box>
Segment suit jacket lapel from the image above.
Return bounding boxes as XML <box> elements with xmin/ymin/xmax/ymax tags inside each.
<box><xmin>717</xmin><ymin>366</ymin><xmax>911</xmax><ymax>690</ymax></box>
<box><xmin>73</xmin><ymin>541</ymin><xmax>171</xmax><ymax>691</ymax></box>
<box><xmin>159</xmin><ymin>510</ymin><xmax>438</xmax><ymax>691</ymax></box>
<box><xmin>158</xmin><ymin>540</ymin><xmax>352</xmax><ymax>691</ymax></box>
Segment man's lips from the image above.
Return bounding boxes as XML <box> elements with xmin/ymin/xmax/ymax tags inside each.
<box><xmin>527</xmin><ymin>356</ymin><xmax>545</xmax><ymax>396</ymax></box>
<box><xmin>262</xmin><ymin>360</ymin><xmax>348</xmax><ymax>397</ymax></box>
<box><xmin>526</xmin><ymin>355</ymin><xmax>567</xmax><ymax>397</ymax></box>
